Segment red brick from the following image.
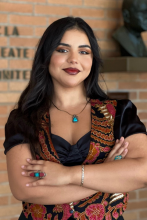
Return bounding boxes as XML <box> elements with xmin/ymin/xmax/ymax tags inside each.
<box><xmin>0</xmin><ymin>93</ymin><xmax>20</xmax><ymax>104</ymax></box>
<box><xmin>48</xmin><ymin>0</ymin><xmax>82</xmax><ymax>5</ymax></box>
<box><xmin>129</xmin><ymin>191</ymin><xmax>137</xmax><ymax>200</ymax></box>
<box><xmin>103</xmin><ymin>73</ymin><xmax>138</xmax><ymax>81</ymax></box>
<box><xmin>123</xmin><ymin>211</ymin><xmax>138</xmax><ymax>220</ymax></box>
<box><xmin>0</xmin><ymin>47</ymin><xmax>34</xmax><ymax>59</ymax></box>
<box><xmin>119</xmin><ymin>82</ymin><xmax>147</xmax><ymax>89</ymax></box>
<box><xmin>10</xmin><ymin>15</ymin><xmax>47</xmax><ymax>26</ymax></box>
<box><xmin>139</xmin><ymin>73</ymin><xmax>147</xmax><ymax>79</ymax></box>
<box><xmin>10</xmin><ymin>0</ymin><xmax>46</xmax><ymax>2</ymax></box>
<box><xmin>0</xmin><ymin>116</ymin><xmax>7</xmax><ymax>126</ymax></box>
<box><xmin>106</xmin><ymin>10</ymin><xmax>122</xmax><ymax>19</ymax></box>
<box><xmin>0</xmin><ymin>14</ymin><xmax>7</xmax><ymax>23</ymax></box>
<box><xmin>11</xmin><ymin>218</ymin><xmax>20</xmax><ymax>220</ymax></box>
<box><xmin>0</xmin><ymin>161</ymin><xmax>7</xmax><ymax>171</ymax></box>
<box><xmin>72</xmin><ymin>8</ymin><xmax>104</xmax><ymax>18</ymax></box>
<box><xmin>140</xmin><ymin>210</ymin><xmax>147</xmax><ymax>219</ymax></box>
<box><xmin>0</xmin><ymin>172</ymin><xmax>8</xmax><ymax>183</ymax></box>
<box><xmin>10</xmin><ymin>60</ymin><xmax>32</xmax><ymax>69</ymax></box>
<box><xmin>84</xmin><ymin>0</ymin><xmax>117</xmax><ymax>8</ymax></box>
<box><xmin>0</xmin><ymin>140</ymin><xmax>5</xmax><ymax>149</ymax></box>
<box><xmin>49</xmin><ymin>17</ymin><xmax>61</xmax><ymax>25</ymax></box>
<box><xmin>129</xmin><ymin>92</ymin><xmax>137</xmax><ymax>100</ymax></box>
<box><xmin>35</xmin><ymin>5</ymin><xmax>70</xmax><ymax>16</ymax></box>
<box><xmin>99</xmin><ymin>40</ymin><xmax>119</xmax><ymax>50</ymax></box>
<box><xmin>0</xmin><ymin>205</ymin><xmax>22</xmax><ymax>217</ymax></box>
<box><xmin>0</xmin><ymin>48</ymin><xmax>9</xmax><ymax>57</ymax></box>
<box><xmin>0</xmin><ymin>2</ymin><xmax>33</xmax><ymax>13</ymax></box>
<box><xmin>14</xmin><ymin>26</ymin><xmax>34</xmax><ymax>36</ymax></box>
<box><xmin>134</xmin><ymin>102</ymin><xmax>147</xmax><ymax>111</ymax></box>
<box><xmin>139</xmin><ymin>92</ymin><xmax>147</xmax><ymax>99</ymax></box>
<box><xmin>0</xmin><ymin>26</ymin><xmax>33</xmax><ymax>37</ymax></box>
<box><xmin>0</xmin><ymin>60</ymin><xmax>8</xmax><ymax>68</ymax></box>
<box><xmin>0</xmin><ymin>196</ymin><xmax>8</xmax><ymax>205</ymax></box>
<box><xmin>94</xmin><ymin>30</ymin><xmax>106</xmax><ymax>40</ymax></box>
<box><xmin>138</xmin><ymin>112</ymin><xmax>147</xmax><ymax>120</ymax></box>
<box><xmin>8</xmin><ymin>105</ymin><xmax>16</xmax><ymax>113</ymax></box>
<box><xmin>139</xmin><ymin>189</ymin><xmax>147</xmax><ymax>199</ymax></box>
<box><xmin>0</xmin><ymin>106</ymin><xmax>8</xmax><ymax>115</ymax></box>
<box><xmin>10</xmin><ymin>38</ymin><xmax>39</xmax><ymax>47</ymax></box>
<box><xmin>127</xmin><ymin>201</ymin><xmax>147</xmax><ymax>210</ymax></box>
<box><xmin>100</xmin><ymin>81</ymin><xmax>117</xmax><ymax>91</ymax></box>
<box><xmin>35</xmin><ymin>27</ymin><xmax>46</xmax><ymax>37</ymax></box>
<box><xmin>85</xmin><ymin>19</ymin><xmax>118</xmax><ymax>30</ymax></box>
<box><xmin>0</xmin><ymin>37</ymin><xmax>7</xmax><ymax>46</ymax></box>
<box><xmin>0</xmin><ymin>82</ymin><xmax>8</xmax><ymax>91</ymax></box>
<box><xmin>0</xmin><ymin>150</ymin><xmax>6</xmax><ymax>160</ymax></box>
<box><xmin>26</xmin><ymin>49</ymin><xmax>35</xmax><ymax>59</ymax></box>
<box><xmin>10</xmin><ymin>195</ymin><xmax>21</xmax><ymax>204</ymax></box>
<box><xmin>117</xmin><ymin>0</ymin><xmax>123</xmax><ymax>9</ymax></box>
<box><xmin>9</xmin><ymin>82</ymin><xmax>28</xmax><ymax>91</ymax></box>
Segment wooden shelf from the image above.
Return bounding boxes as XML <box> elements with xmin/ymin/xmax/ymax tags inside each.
<box><xmin>102</xmin><ymin>57</ymin><xmax>147</xmax><ymax>72</ymax></box>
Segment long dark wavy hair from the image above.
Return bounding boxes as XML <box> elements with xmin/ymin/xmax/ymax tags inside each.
<box><xmin>8</xmin><ymin>16</ymin><xmax>108</xmax><ymax>158</ymax></box>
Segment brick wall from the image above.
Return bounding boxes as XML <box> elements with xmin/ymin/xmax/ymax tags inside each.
<box><xmin>0</xmin><ymin>0</ymin><xmax>147</xmax><ymax>219</ymax></box>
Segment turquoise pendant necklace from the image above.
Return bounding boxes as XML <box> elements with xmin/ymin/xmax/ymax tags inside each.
<box><xmin>51</xmin><ymin>98</ymin><xmax>90</xmax><ymax>123</ymax></box>
<box><xmin>72</xmin><ymin>115</ymin><xmax>78</xmax><ymax>123</ymax></box>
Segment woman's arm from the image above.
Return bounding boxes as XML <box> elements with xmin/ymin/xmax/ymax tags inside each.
<box><xmin>71</xmin><ymin>134</ymin><xmax>147</xmax><ymax>192</ymax></box>
<box><xmin>6</xmin><ymin>138</ymin><xmax>127</xmax><ymax>204</ymax></box>
<box><xmin>21</xmin><ymin>134</ymin><xmax>147</xmax><ymax>194</ymax></box>
<box><xmin>6</xmin><ymin>143</ymin><xmax>97</xmax><ymax>204</ymax></box>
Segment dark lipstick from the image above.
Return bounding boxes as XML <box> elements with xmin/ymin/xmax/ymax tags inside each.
<box><xmin>63</xmin><ymin>68</ymin><xmax>80</xmax><ymax>75</ymax></box>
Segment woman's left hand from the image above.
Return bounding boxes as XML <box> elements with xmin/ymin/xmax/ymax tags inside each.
<box><xmin>21</xmin><ymin>159</ymin><xmax>70</xmax><ymax>187</ymax></box>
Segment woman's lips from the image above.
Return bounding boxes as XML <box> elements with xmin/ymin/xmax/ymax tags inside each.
<box><xmin>63</xmin><ymin>68</ymin><xmax>80</xmax><ymax>75</ymax></box>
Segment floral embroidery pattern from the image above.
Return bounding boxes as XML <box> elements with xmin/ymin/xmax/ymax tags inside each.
<box><xmin>85</xmin><ymin>204</ymin><xmax>105</xmax><ymax>220</ymax></box>
<box><xmin>84</xmin><ymin>142</ymin><xmax>100</xmax><ymax>164</ymax></box>
<box><xmin>22</xmin><ymin>99</ymin><xmax>128</xmax><ymax>220</ymax></box>
<box><xmin>30</xmin><ymin>204</ymin><xmax>46</xmax><ymax>220</ymax></box>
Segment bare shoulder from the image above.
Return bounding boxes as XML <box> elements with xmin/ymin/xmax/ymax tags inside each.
<box><xmin>124</xmin><ymin>133</ymin><xmax>147</xmax><ymax>159</ymax></box>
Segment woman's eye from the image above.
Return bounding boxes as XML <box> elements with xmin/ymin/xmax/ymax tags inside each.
<box><xmin>57</xmin><ymin>49</ymin><xmax>68</xmax><ymax>53</ymax></box>
<box><xmin>80</xmin><ymin>51</ymin><xmax>89</xmax><ymax>55</ymax></box>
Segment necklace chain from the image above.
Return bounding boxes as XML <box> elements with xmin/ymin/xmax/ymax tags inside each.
<box><xmin>51</xmin><ymin>98</ymin><xmax>90</xmax><ymax>116</ymax></box>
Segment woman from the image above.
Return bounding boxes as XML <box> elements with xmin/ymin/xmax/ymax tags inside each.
<box><xmin>3</xmin><ymin>17</ymin><xmax>147</xmax><ymax>220</ymax></box>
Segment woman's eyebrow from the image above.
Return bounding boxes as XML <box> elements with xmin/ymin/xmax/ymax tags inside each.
<box><xmin>58</xmin><ymin>43</ymin><xmax>91</xmax><ymax>49</ymax></box>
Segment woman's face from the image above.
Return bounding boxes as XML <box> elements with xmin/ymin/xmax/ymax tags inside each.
<box><xmin>49</xmin><ymin>29</ymin><xmax>93</xmax><ymax>88</ymax></box>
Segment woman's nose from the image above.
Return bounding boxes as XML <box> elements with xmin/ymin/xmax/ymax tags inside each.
<box><xmin>67</xmin><ymin>52</ymin><xmax>78</xmax><ymax>64</ymax></box>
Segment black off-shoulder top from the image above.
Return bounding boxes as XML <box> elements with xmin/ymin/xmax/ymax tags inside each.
<box><xmin>3</xmin><ymin>100</ymin><xmax>147</xmax><ymax>166</ymax></box>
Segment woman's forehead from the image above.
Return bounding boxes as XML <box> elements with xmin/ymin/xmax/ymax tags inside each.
<box><xmin>60</xmin><ymin>29</ymin><xmax>90</xmax><ymax>45</ymax></box>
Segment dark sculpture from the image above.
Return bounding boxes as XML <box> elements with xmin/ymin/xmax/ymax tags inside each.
<box><xmin>112</xmin><ymin>0</ymin><xmax>147</xmax><ymax>57</ymax></box>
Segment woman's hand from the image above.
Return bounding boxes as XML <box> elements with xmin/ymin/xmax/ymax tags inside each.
<box><xmin>21</xmin><ymin>159</ymin><xmax>70</xmax><ymax>187</ymax></box>
<box><xmin>21</xmin><ymin>137</ymin><xmax>128</xmax><ymax>187</ymax></box>
<box><xmin>104</xmin><ymin>137</ymin><xmax>129</xmax><ymax>163</ymax></box>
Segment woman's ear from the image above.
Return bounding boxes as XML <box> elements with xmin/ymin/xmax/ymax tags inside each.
<box><xmin>122</xmin><ymin>9</ymin><xmax>130</xmax><ymax>23</ymax></box>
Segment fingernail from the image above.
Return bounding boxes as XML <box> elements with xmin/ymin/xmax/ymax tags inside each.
<box><xmin>27</xmin><ymin>159</ymin><xmax>31</xmax><ymax>161</ymax></box>
<box><xmin>120</xmin><ymin>137</ymin><xmax>124</xmax><ymax>141</ymax></box>
<box><xmin>21</xmin><ymin>172</ymin><xmax>25</xmax><ymax>175</ymax></box>
<box><xmin>26</xmin><ymin>184</ymin><xmax>29</xmax><ymax>186</ymax></box>
<box><xmin>21</xmin><ymin>165</ymin><xmax>24</xmax><ymax>168</ymax></box>
<box><xmin>116</xmin><ymin>139</ymin><xmax>119</xmax><ymax>143</ymax></box>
